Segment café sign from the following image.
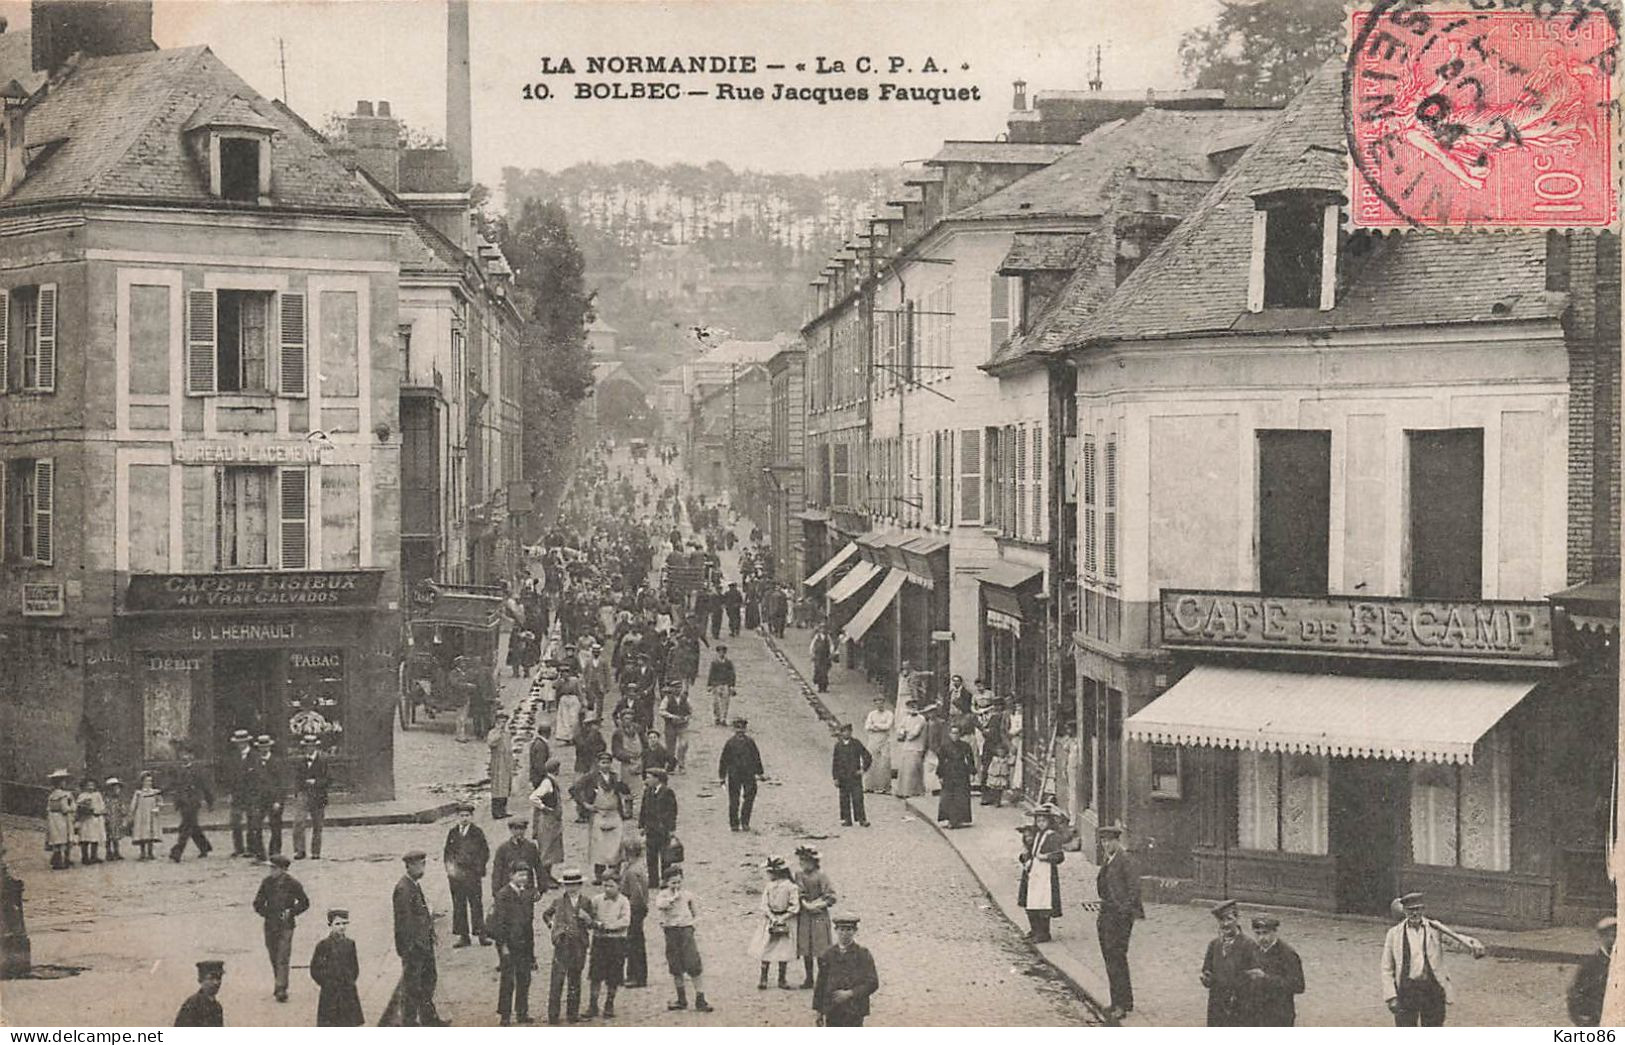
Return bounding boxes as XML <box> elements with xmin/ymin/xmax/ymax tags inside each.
<box><xmin>125</xmin><ymin>570</ymin><xmax>384</xmax><ymax>612</ymax></box>
<box><xmin>172</xmin><ymin>440</ymin><xmax>324</xmax><ymax>465</ymax></box>
<box><xmin>1160</xmin><ymin>590</ymin><xmax>1555</xmax><ymax>662</ymax></box>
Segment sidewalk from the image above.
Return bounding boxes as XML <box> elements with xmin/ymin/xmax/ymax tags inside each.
<box><xmin>768</xmin><ymin>624</ymin><xmax>1582</xmax><ymax>1027</ymax></box>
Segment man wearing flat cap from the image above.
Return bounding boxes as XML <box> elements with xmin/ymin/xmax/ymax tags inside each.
<box><xmin>443</xmin><ymin>802</ymin><xmax>491</xmax><ymax>947</ymax></box>
<box><xmin>639</xmin><ymin>766</ymin><xmax>679</xmax><ymax>885</ymax></box>
<box><xmin>174</xmin><ymin>960</ymin><xmax>226</xmax><ymax>1026</ymax></box>
<box><xmin>393</xmin><ymin>850</ymin><xmax>449</xmax><ymax>1026</ymax></box>
<box><xmin>251</xmin><ymin>853</ymin><xmax>310</xmax><ymax>1002</ymax></box>
<box><xmin>1381</xmin><ymin>891</ymin><xmax>1481</xmax><ymax>1026</ymax></box>
<box><xmin>813</xmin><ymin>914</ymin><xmax>879</xmax><ymax>1027</ymax></box>
<box><xmin>1200</xmin><ymin>899</ymin><xmax>1261</xmax><ymax>1026</ymax></box>
<box><xmin>718</xmin><ymin>717</ymin><xmax>765</xmax><ymax>832</ymax></box>
<box><xmin>1094</xmin><ymin>822</ymin><xmax>1144</xmax><ymax>1020</ymax></box>
<box><xmin>1251</xmin><ymin>915</ymin><xmax>1304</xmax><ymax>1026</ymax></box>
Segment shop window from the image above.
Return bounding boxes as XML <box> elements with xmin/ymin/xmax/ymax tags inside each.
<box><xmin>1408</xmin><ymin>428</ymin><xmax>1484</xmax><ymax>599</ymax></box>
<box><xmin>287</xmin><ymin>648</ymin><xmax>345</xmax><ymax>748</ymax></box>
<box><xmin>141</xmin><ymin>653</ymin><xmax>204</xmax><ymax>761</ymax></box>
<box><xmin>2</xmin><ymin>457</ymin><xmax>54</xmax><ymax>564</ymax></box>
<box><xmin>1237</xmin><ymin>750</ymin><xmax>1329</xmax><ymax>855</ymax></box>
<box><xmin>1409</xmin><ymin>730</ymin><xmax>1510</xmax><ymax>871</ymax></box>
<box><xmin>1150</xmin><ymin>745</ymin><xmax>1182</xmax><ymax>799</ymax></box>
<box><xmin>1258</xmin><ymin>430</ymin><xmax>1331</xmax><ymax>596</ymax></box>
<box><xmin>0</xmin><ymin>284</ymin><xmax>58</xmax><ymax>393</ymax></box>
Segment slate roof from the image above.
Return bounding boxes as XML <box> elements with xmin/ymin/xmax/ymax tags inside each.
<box><xmin>1070</xmin><ymin>61</ymin><xmax>1560</xmax><ymax>346</ymax></box>
<box><xmin>999</xmin><ymin>232</ymin><xmax>1095</xmax><ymax>273</ymax></box>
<box><xmin>3</xmin><ymin>39</ymin><xmax>388</xmax><ymax>214</ymax></box>
<box><xmin>952</xmin><ymin>107</ymin><xmax>1278</xmax><ymax>222</ymax></box>
<box><xmin>926</xmin><ymin>141</ymin><xmax>1073</xmax><ymax>166</ymax></box>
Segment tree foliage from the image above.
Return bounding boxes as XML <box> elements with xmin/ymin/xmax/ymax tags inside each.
<box><xmin>1179</xmin><ymin>0</ymin><xmax>1345</xmax><ymax>108</ymax></box>
<box><xmin>496</xmin><ymin>199</ymin><xmax>596</xmax><ymax>529</ymax></box>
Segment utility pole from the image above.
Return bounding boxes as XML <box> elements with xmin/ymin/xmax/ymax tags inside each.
<box><xmin>277</xmin><ymin>37</ymin><xmax>289</xmax><ymax>105</ymax></box>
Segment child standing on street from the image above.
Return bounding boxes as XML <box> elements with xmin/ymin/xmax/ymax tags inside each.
<box><xmin>653</xmin><ymin>866</ymin><xmax>713</xmax><ymax>1013</ymax></box>
<box><xmin>102</xmin><ymin>778</ymin><xmax>127</xmax><ymax>861</ymax></box>
<box><xmin>586</xmin><ymin>875</ymin><xmax>631</xmax><ymax>1019</ymax></box>
<box><xmin>129</xmin><ymin>772</ymin><xmax>163</xmax><ymax>860</ymax></box>
<box><xmin>46</xmin><ymin>769</ymin><xmax>75</xmax><ymax>869</ymax></box>
<box><xmin>75</xmin><ymin>776</ymin><xmax>108</xmax><ymax>865</ymax></box>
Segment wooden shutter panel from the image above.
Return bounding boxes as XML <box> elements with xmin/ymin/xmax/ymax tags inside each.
<box><xmin>989</xmin><ymin>275</ymin><xmax>1009</xmax><ymax>352</ymax></box>
<box><xmin>32</xmin><ymin>458</ymin><xmax>53</xmax><ymax>565</ymax></box>
<box><xmin>0</xmin><ymin>463</ymin><xmax>7</xmax><ymax>561</ymax></box>
<box><xmin>1015</xmin><ymin>424</ymin><xmax>1028</xmax><ymax>537</ymax></box>
<box><xmin>34</xmin><ymin>284</ymin><xmax>56</xmax><ymax>392</ymax></box>
<box><xmin>955</xmin><ymin>425</ymin><xmax>981</xmax><ymax>523</ymax></box>
<box><xmin>187</xmin><ymin>289</ymin><xmax>216</xmax><ymax>394</ymax></box>
<box><xmin>1031</xmin><ymin>425</ymin><xmax>1044</xmax><ymax>541</ymax></box>
<box><xmin>1104</xmin><ymin>438</ymin><xmax>1118</xmax><ymax>579</ymax></box>
<box><xmin>279</xmin><ymin>468</ymin><xmax>308</xmax><ymax>570</ymax></box>
<box><xmin>0</xmin><ymin>287</ymin><xmax>9</xmax><ymax>394</ymax></box>
<box><xmin>279</xmin><ymin>292</ymin><xmax>307</xmax><ymax>396</ymax></box>
<box><xmin>1083</xmin><ymin>436</ymin><xmax>1097</xmax><ymax>575</ymax></box>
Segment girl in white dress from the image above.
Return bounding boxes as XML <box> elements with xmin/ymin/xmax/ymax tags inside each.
<box><xmin>749</xmin><ymin>857</ymin><xmax>801</xmax><ymax>989</ymax></box>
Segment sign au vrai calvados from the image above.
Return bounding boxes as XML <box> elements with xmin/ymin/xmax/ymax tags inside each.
<box><xmin>1160</xmin><ymin>590</ymin><xmax>1555</xmax><ymax>662</ymax></box>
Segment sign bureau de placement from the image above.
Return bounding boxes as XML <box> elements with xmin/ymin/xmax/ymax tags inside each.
<box><xmin>1160</xmin><ymin>590</ymin><xmax>1555</xmax><ymax>661</ymax></box>
<box><xmin>171</xmin><ymin>439</ymin><xmax>325</xmax><ymax>465</ymax></box>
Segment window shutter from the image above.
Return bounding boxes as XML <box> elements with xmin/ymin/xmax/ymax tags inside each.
<box><xmin>215</xmin><ymin>467</ymin><xmax>225</xmax><ymax>570</ymax></box>
<box><xmin>0</xmin><ymin>463</ymin><xmax>7</xmax><ymax>560</ymax></box>
<box><xmin>1083</xmin><ymin>436</ymin><xmax>1097</xmax><ymax>575</ymax></box>
<box><xmin>1104</xmin><ymin>438</ymin><xmax>1118</xmax><ymax>579</ymax></box>
<box><xmin>34</xmin><ymin>284</ymin><xmax>56</xmax><ymax>392</ymax></box>
<box><xmin>187</xmin><ymin>289</ymin><xmax>217</xmax><ymax>394</ymax></box>
<box><xmin>32</xmin><ymin>458</ymin><xmax>53</xmax><ymax>565</ymax></box>
<box><xmin>1031</xmin><ymin>425</ymin><xmax>1044</xmax><ymax>541</ymax></box>
<box><xmin>279</xmin><ymin>292</ymin><xmax>307</xmax><ymax>396</ymax></box>
<box><xmin>1015</xmin><ymin>424</ymin><xmax>1028</xmax><ymax>537</ymax></box>
<box><xmin>958</xmin><ymin>429</ymin><xmax>981</xmax><ymax>523</ymax></box>
<box><xmin>0</xmin><ymin>287</ymin><xmax>9</xmax><ymax>394</ymax></box>
<box><xmin>279</xmin><ymin>467</ymin><xmax>309</xmax><ymax>570</ymax></box>
<box><xmin>989</xmin><ymin>274</ymin><xmax>1009</xmax><ymax>353</ymax></box>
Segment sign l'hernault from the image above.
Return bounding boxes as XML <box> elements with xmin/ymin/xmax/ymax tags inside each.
<box><xmin>124</xmin><ymin>570</ymin><xmax>385</xmax><ymax>612</ymax></box>
<box><xmin>1160</xmin><ymin>590</ymin><xmax>1555</xmax><ymax>662</ymax></box>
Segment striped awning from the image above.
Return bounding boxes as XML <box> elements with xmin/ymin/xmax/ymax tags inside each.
<box><xmin>1124</xmin><ymin>666</ymin><xmax>1537</xmax><ymax>765</ymax></box>
<box><xmin>843</xmin><ymin>568</ymin><xmax>908</xmax><ymax>643</ymax></box>
<box><xmin>827</xmin><ymin>560</ymin><xmax>882</xmax><ymax>603</ymax></box>
<box><xmin>803</xmin><ymin>542</ymin><xmax>858</xmax><ymax>587</ymax></box>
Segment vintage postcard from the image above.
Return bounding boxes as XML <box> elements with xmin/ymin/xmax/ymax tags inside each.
<box><xmin>0</xmin><ymin>0</ymin><xmax>1618</xmax><ymax>1033</ymax></box>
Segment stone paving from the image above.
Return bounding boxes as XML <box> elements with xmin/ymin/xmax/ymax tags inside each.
<box><xmin>772</xmin><ymin>620</ymin><xmax>1586</xmax><ymax>1027</ymax></box>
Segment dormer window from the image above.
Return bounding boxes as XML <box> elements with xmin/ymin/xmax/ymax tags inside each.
<box><xmin>1248</xmin><ymin>191</ymin><xmax>1342</xmax><ymax>312</ymax></box>
<box><xmin>184</xmin><ymin>95</ymin><xmax>276</xmax><ymax>204</ymax></box>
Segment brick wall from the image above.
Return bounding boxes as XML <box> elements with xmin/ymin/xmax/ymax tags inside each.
<box><xmin>1562</xmin><ymin>231</ymin><xmax>1621</xmax><ymax>585</ymax></box>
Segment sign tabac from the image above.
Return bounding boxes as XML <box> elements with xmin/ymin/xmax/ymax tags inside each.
<box><xmin>125</xmin><ymin>570</ymin><xmax>385</xmax><ymax>612</ymax></box>
<box><xmin>1160</xmin><ymin>590</ymin><xmax>1556</xmax><ymax>662</ymax></box>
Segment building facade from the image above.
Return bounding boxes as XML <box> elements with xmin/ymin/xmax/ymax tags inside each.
<box><xmin>0</xmin><ymin>19</ymin><xmax>405</xmax><ymax>803</ymax></box>
<box><xmin>766</xmin><ymin>346</ymin><xmax>806</xmax><ymax>580</ymax></box>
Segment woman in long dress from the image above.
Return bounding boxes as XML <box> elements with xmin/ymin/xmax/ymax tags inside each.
<box><xmin>861</xmin><ymin>696</ymin><xmax>894</xmax><ymax>794</ymax></box>
<box><xmin>936</xmin><ymin>723</ymin><xmax>977</xmax><ymax>829</ymax></box>
<box><xmin>792</xmin><ymin>846</ymin><xmax>837</xmax><ymax>989</ymax></box>
<box><xmin>529</xmin><ymin>759</ymin><xmax>566</xmax><ymax>887</ymax></box>
<box><xmin>554</xmin><ymin>680</ymin><xmax>583</xmax><ymax>744</ymax></box>
<box><xmin>586</xmin><ymin>766</ymin><xmax>630</xmax><ymax>882</ymax></box>
<box><xmin>893</xmin><ymin>701</ymin><xmax>928</xmax><ymax>798</ymax></box>
<box><xmin>749</xmin><ymin>857</ymin><xmax>801</xmax><ymax>989</ymax></box>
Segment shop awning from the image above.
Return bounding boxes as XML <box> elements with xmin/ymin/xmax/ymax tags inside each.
<box><xmin>978</xmin><ymin>560</ymin><xmax>1044</xmax><ymax>591</ymax></box>
<box><xmin>794</xmin><ymin>509</ymin><xmax>831</xmax><ymax>524</ymax></box>
<box><xmin>842</xmin><ymin>568</ymin><xmax>908</xmax><ymax>643</ymax></box>
<box><xmin>1550</xmin><ymin>578</ymin><xmax>1619</xmax><ymax>633</ymax></box>
<box><xmin>803</xmin><ymin>542</ymin><xmax>858</xmax><ymax>587</ymax></box>
<box><xmin>1124</xmin><ymin>666</ymin><xmax>1538</xmax><ymax>765</ymax></box>
<box><xmin>827</xmin><ymin>560</ymin><xmax>882</xmax><ymax>603</ymax></box>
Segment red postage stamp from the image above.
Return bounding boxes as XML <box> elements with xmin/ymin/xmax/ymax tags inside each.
<box><xmin>1348</xmin><ymin>4</ymin><xmax>1618</xmax><ymax>229</ymax></box>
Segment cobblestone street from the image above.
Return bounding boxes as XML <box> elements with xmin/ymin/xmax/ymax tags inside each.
<box><xmin>2</xmin><ymin>600</ymin><xmax>1094</xmax><ymax>1027</ymax></box>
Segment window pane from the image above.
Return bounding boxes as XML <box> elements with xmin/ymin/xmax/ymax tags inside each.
<box><xmin>1237</xmin><ymin>750</ymin><xmax>1281</xmax><ymax>850</ymax></box>
<box><xmin>1409</xmin><ymin>763</ymin><xmax>1459</xmax><ymax>866</ymax></box>
<box><xmin>222</xmin><ymin>467</ymin><xmax>270</xmax><ymax>568</ymax></box>
<box><xmin>240</xmin><ymin>292</ymin><xmax>269</xmax><ymax>391</ymax></box>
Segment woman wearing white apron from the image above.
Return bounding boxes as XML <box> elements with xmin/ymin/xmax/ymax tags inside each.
<box><xmin>861</xmin><ymin>696</ymin><xmax>894</xmax><ymax>794</ymax></box>
<box><xmin>585</xmin><ymin>753</ymin><xmax>630</xmax><ymax>882</ymax></box>
<box><xmin>1018</xmin><ymin>803</ymin><xmax>1066</xmax><ymax>943</ymax></box>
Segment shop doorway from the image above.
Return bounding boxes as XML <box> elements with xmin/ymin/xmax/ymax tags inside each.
<box><xmin>214</xmin><ymin>649</ymin><xmax>281</xmax><ymax>756</ymax></box>
<box><xmin>1330</xmin><ymin>757</ymin><xmax>1406</xmax><ymax>914</ymax></box>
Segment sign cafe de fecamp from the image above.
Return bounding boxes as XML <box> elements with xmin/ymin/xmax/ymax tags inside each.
<box><xmin>1160</xmin><ymin>591</ymin><xmax>1556</xmax><ymax>661</ymax></box>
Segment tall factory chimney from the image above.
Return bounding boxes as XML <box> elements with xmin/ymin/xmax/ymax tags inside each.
<box><xmin>446</xmin><ymin>0</ymin><xmax>472</xmax><ymax>189</ymax></box>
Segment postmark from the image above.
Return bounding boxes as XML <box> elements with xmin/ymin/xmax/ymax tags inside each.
<box><xmin>1347</xmin><ymin>1</ymin><xmax>1620</xmax><ymax>229</ymax></box>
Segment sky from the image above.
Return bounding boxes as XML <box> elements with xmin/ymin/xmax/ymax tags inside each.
<box><xmin>0</xmin><ymin>0</ymin><xmax>1223</xmax><ymax>182</ymax></box>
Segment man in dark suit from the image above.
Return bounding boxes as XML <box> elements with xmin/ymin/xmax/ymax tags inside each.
<box><xmin>251</xmin><ymin>854</ymin><xmax>310</xmax><ymax>1002</ymax></box>
<box><xmin>167</xmin><ymin>748</ymin><xmax>214</xmax><ymax>862</ymax></box>
<box><xmin>812</xmin><ymin>914</ymin><xmax>880</xmax><ymax>1027</ymax></box>
<box><xmin>291</xmin><ymin>734</ymin><xmax>330</xmax><ymax>860</ymax></box>
<box><xmin>830</xmin><ymin>723</ymin><xmax>872</xmax><ymax>827</ymax></box>
<box><xmin>717</xmin><ymin>717</ymin><xmax>765</xmax><ymax>831</ymax></box>
<box><xmin>1094</xmin><ymin>822</ymin><xmax>1144</xmax><ymax>1020</ymax></box>
<box><xmin>1201</xmin><ymin>899</ymin><xmax>1262</xmax><ymax>1026</ymax></box>
<box><xmin>443</xmin><ymin>803</ymin><xmax>491</xmax><ymax>946</ymax></box>
<box><xmin>1250</xmin><ymin>915</ymin><xmax>1304</xmax><ymax>1026</ymax></box>
<box><xmin>488</xmin><ymin>866</ymin><xmax>541</xmax><ymax>1025</ymax></box>
<box><xmin>393</xmin><ymin>850</ymin><xmax>449</xmax><ymax>1026</ymax></box>
<box><xmin>225</xmin><ymin>729</ymin><xmax>255</xmax><ymax>857</ymax></box>
<box><xmin>491</xmin><ymin>817</ymin><xmax>544</xmax><ymax>903</ymax></box>
<box><xmin>638</xmin><ymin>768</ymin><xmax>679</xmax><ymax>884</ymax></box>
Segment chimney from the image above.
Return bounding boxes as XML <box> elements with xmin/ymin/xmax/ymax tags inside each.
<box><xmin>1011</xmin><ymin>80</ymin><xmax>1027</xmax><ymax>111</ymax></box>
<box><xmin>344</xmin><ymin>99</ymin><xmax>400</xmax><ymax>191</ymax></box>
<box><xmin>32</xmin><ymin>0</ymin><xmax>154</xmax><ymax>73</ymax></box>
<box><xmin>446</xmin><ymin>0</ymin><xmax>473</xmax><ymax>189</ymax></box>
